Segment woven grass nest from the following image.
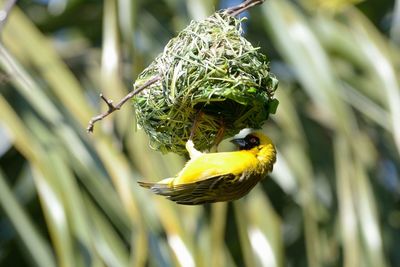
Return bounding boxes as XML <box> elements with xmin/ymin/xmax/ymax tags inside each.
<box><xmin>133</xmin><ymin>12</ymin><xmax>279</xmax><ymax>155</ymax></box>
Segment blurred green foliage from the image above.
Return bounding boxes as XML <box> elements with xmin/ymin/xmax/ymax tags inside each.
<box><xmin>0</xmin><ymin>0</ymin><xmax>399</xmax><ymax>267</ymax></box>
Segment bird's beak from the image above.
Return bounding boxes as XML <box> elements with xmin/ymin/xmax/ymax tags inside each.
<box><xmin>230</xmin><ymin>137</ymin><xmax>246</xmax><ymax>148</ymax></box>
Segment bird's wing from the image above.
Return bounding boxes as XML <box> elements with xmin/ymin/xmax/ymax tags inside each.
<box><xmin>138</xmin><ymin>150</ymin><xmax>262</xmax><ymax>204</ymax></box>
<box><xmin>174</xmin><ymin>150</ymin><xmax>258</xmax><ymax>185</ymax></box>
<box><xmin>145</xmin><ymin>172</ymin><xmax>261</xmax><ymax>205</ymax></box>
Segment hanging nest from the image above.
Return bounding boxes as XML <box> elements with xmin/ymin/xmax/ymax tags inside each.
<box><xmin>133</xmin><ymin>12</ymin><xmax>279</xmax><ymax>155</ymax></box>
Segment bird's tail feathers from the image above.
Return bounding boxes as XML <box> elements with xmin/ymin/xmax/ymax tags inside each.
<box><xmin>137</xmin><ymin>181</ymin><xmax>155</xmax><ymax>189</ymax></box>
<box><xmin>137</xmin><ymin>180</ymin><xmax>176</xmax><ymax>196</ymax></box>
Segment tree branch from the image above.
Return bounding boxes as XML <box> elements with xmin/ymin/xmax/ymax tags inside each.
<box><xmin>86</xmin><ymin>75</ymin><xmax>160</xmax><ymax>133</ymax></box>
<box><xmin>226</xmin><ymin>0</ymin><xmax>265</xmax><ymax>17</ymax></box>
<box><xmin>86</xmin><ymin>0</ymin><xmax>266</xmax><ymax>133</ymax></box>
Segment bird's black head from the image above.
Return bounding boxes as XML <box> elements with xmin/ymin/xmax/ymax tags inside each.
<box><xmin>231</xmin><ymin>134</ymin><xmax>260</xmax><ymax>150</ymax></box>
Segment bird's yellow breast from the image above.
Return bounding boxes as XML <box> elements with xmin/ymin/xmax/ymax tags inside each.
<box><xmin>173</xmin><ymin>144</ymin><xmax>275</xmax><ymax>185</ymax></box>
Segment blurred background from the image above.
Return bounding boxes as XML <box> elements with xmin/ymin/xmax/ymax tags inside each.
<box><xmin>0</xmin><ymin>0</ymin><xmax>399</xmax><ymax>266</ymax></box>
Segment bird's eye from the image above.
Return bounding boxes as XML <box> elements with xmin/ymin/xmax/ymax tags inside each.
<box><xmin>250</xmin><ymin>137</ymin><xmax>258</xmax><ymax>144</ymax></box>
<box><xmin>245</xmin><ymin>135</ymin><xmax>260</xmax><ymax>148</ymax></box>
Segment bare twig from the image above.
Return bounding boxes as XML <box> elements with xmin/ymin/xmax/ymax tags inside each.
<box><xmin>86</xmin><ymin>0</ymin><xmax>266</xmax><ymax>133</ymax></box>
<box><xmin>86</xmin><ymin>75</ymin><xmax>160</xmax><ymax>133</ymax></box>
<box><xmin>226</xmin><ymin>0</ymin><xmax>265</xmax><ymax>17</ymax></box>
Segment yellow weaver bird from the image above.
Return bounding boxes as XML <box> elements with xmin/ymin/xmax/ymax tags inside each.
<box><xmin>138</xmin><ymin>132</ymin><xmax>276</xmax><ymax>205</ymax></box>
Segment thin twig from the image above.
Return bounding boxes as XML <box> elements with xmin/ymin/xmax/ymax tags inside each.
<box><xmin>226</xmin><ymin>0</ymin><xmax>265</xmax><ymax>17</ymax></box>
<box><xmin>86</xmin><ymin>75</ymin><xmax>160</xmax><ymax>133</ymax></box>
<box><xmin>86</xmin><ymin>0</ymin><xmax>265</xmax><ymax>133</ymax></box>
